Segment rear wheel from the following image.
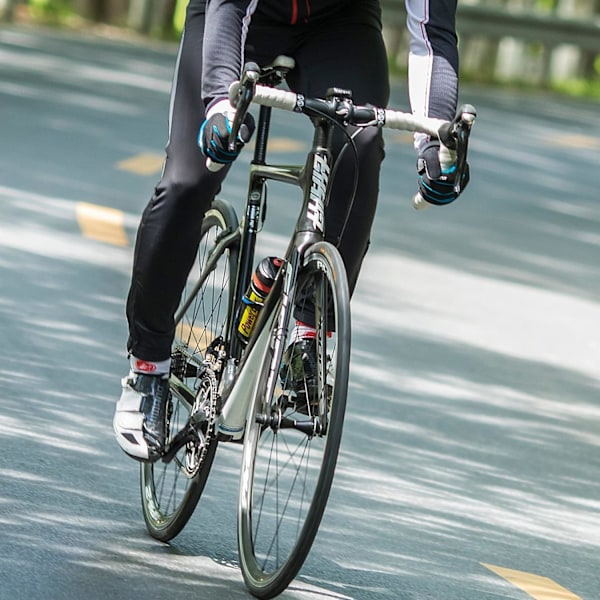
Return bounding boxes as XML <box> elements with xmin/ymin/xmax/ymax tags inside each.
<box><xmin>238</xmin><ymin>242</ymin><xmax>351</xmax><ymax>598</ymax></box>
<box><xmin>140</xmin><ymin>199</ymin><xmax>238</xmax><ymax>541</ymax></box>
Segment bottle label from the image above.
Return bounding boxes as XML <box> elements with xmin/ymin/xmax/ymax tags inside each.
<box><xmin>237</xmin><ymin>257</ymin><xmax>283</xmax><ymax>341</ymax></box>
<box><xmin>237</xmin><ymin>290</ymin><xmax>262</xmax><ymax>339</ymax></box>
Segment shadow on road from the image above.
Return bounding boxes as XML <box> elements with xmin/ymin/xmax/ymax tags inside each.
<box><xmin>1</xmin><ymin>24</ymin><xmax>598</xmax><ymax>600</ymax></box>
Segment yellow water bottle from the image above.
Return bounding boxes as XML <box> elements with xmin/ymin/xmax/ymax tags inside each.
<box><xmin>237</xmin><ymin>257</ymin><xmax>283</xmax><ymax>341</ymax></box>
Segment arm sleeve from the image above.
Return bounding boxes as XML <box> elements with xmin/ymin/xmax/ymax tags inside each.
<box><xmin>405</xmin><ymin>0</ymin><xmax>459</xmax><ymax>150</ymax></box>
<box><xmin>202</xmin><ymin>0</ymin><xmax>259</xmax><ymax>104</ymax></box>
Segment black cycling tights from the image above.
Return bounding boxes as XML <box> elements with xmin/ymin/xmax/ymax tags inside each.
<box><xmin>126</xmin><ymin>0</ymin><xmax>389</xmax><ymax>361</ymax></box>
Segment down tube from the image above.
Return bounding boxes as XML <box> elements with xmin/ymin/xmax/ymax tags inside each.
<box><xmin>216</xmin><ymin>290</ymin><xmax>287</xmax><ymax>439</ymax></box>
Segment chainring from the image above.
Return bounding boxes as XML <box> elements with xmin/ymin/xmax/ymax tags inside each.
<box><xmin>183</xmin><ymin>368</ymin><xmax>218</xmax><ymax>478</ymax></box>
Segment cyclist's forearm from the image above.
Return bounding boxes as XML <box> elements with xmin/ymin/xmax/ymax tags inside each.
<box><xmin>405</xmin><ymin>0</ymin><xmax>458</xmax><ymax>129</ymax></box>
<box><xmin>202</xmin><ymin>0</ymin><xmax>257</xmax><ymax>105</ymax></box>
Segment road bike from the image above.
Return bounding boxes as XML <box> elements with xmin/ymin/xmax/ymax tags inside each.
<box><xmin>137</xmin><ymin>57</ymin><xmax>475</xmax><ymax>598</ymax></box>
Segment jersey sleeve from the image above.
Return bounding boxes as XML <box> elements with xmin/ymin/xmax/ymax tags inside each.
<box><xmin>202</xmin><ymin>0</ymin><xmax>259</xmax><ymax>105</ymax></box>
<box><xmin>405</xmin><ymin>0</ymin><xmax>459</xmax><ymax>150</ymax></box>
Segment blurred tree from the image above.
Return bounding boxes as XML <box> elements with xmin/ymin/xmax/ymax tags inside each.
<box><xmin>128</xmin><ymin>0</ymin><xmax>153</xmax><ymax>32</ymax></box>
<box><xmin>161</xmin><ymin>0</ymin><xmax>177</xmax><ymax>36</ymax></box>
<box><xmin>1</xmin><ymin>0</ymin><xmax>17</xmax><ymax>21</ymax></box>
<box><xmin>127</xmin><ymin>0</ymin><xmax>178</xmax><ymax>36</ymax></box>
<box><xmin>72</xmin><ymin>0</ymin><xmax>127</xmax><ymax>23</ymax></box>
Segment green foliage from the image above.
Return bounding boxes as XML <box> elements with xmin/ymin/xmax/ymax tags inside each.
<box><xmin>174</xmin><ymin>0</ymin><xmax>186</xmax><ymax>33</ymax></box>
<box><xmin>535</xmin><ymin>0</ymin><xmax>557</xmax><ymax>13</ymax></box>
<box><xmin>552</xmin><ymin>78</ymin><xmax>600</xmax><ymax>99</ymax></box>
<box><xmin>28</xmin><ymin>0</ymin><xmax>73</xmax><ymax>21</ymax></box>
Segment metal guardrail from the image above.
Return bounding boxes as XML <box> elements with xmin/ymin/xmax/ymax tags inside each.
<box><xmin>381</xmin><ymin>1</ymin><xmax>600</xmax><ymax>52</ymax></box>
<box><xmin>3</xmin><ymin>0</ymin><xmax>600</xmax><ymax>51</ymax></box>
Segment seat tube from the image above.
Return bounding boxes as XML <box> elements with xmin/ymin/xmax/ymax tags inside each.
<box><xmin>227</xmin><ymin>107</ymin><xmax>273</xmax><ymax>360</ymax></box>
<box><xmin>253</xmin><ymin>105</ymin><xmax>272</xmax><ymax>165</ymax></box>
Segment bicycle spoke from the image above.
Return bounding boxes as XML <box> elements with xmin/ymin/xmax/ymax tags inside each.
<box><xmin>254</xmin><ymin>433</ymin><xmax>313</xmax><ymax>570</ymax></box>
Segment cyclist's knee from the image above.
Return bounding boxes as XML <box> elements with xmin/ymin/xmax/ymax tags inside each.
<box><xmin>159</xmin><ymin>165</ymin><xmax>223</xmax><ymax>210</ymax></box>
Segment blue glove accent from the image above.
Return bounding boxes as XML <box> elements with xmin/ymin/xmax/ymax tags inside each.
<box><xmin>442</xmin><ymin>164</ymin><xmax>457</xmax><ymax>176</ymax></box>
<box><xmin>197</xmin><ymin>119</ymin><xmax>208</xmax><ymax>152</ymax></box>
<box><xmin>198</xmin><ymin>110</ymin><xmax>255</xmax><ymax>166</ymax></box>
<box><xmin>417</xmin><ymin>142</ymin><xmax>469</xmax><ymax>206</ymax></box>
<box><xmin>419</xmin><ymin>173</ymin><xmax>456</xmax><ymax>205</ymax></box>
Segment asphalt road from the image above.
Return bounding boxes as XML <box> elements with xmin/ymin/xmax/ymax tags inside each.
<box><xmin>1</xmin><ymin>24</ymin><xmax>599</xmax><ymax>600</ymax></box>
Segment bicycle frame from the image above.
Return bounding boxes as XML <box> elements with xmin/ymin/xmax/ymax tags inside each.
<box><xmin>188</xmin><ymin>101</ymin><xmax>337</xmax><ymax>440</ymax></box>
<box><xmin>169</xmin><ymin>73</ymin><xmax>475</xmax><ymax>447</ymax></box>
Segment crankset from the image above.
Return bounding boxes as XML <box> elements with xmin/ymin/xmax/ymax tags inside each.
<box><xmin>162</xmin><ymin>367</ymin><xmax>219</xmax><ymax>476</ymax></box>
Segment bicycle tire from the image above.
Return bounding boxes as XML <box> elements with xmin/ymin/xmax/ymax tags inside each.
<box><xmin>140</xmin><ymin>199</ymin><xmax>239</xmax><ymax>542</ymax></box>
<box><xmin>238</xmin><ymin>241</ymin><xmax>351</xmax><ymax>599</ymax></box>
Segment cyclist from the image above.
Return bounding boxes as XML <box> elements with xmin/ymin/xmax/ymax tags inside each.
<box><xmin>114</xmin><ymin>0</ymin><xmax>470</xmax><ymax>462</ymax></box>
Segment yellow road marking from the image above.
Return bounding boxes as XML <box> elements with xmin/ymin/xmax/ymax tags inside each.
<box><xmin>117</xmin><ymin>153</ymin><xmax>164</xmax><ymax>175</ymax></box>
<box><xmin>76</xmin><ymin>202</ymin><xmax>128</xmax><ymax>247</ymax></box>
<box><xmin>116</xmin><ymin>139</ymin><xmax>306</xmax><ymax>177</ymax></box>
<box><xmin>246</xmin><ymin>137</ymin><xmax>307</xmax><ymax>153</ymax></box>
<box><xmin>482</xmin><ymin>564</ymin><xmax>582</xmax><ymax>600</ymax></box>
<box><xmin>175</xmin><ymin>323</ymin><xmax>227</xmax><ymax>358</ymax></box>
<box><xmin>175</xmin><ymin>323</ymin><xmax>211</xmax><ymax>354</ymax></box>
<box><xmin>268</xmin><ymin>137</ymin><xmax>306</xmax><ymax>152</ymax></box>
<box><xmin>546</xmin><ymin>133</ymin><xmax>600</xmax><ymax>150</ymax></box>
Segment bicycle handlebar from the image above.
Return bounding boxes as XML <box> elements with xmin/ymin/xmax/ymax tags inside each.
<box><xmin>229</xmin><ymin>79</ymin><xmax>453</xmax><ymax>138</ymax></box>
<box><xmin>223</xmin><ymin>63</ymin><xmax>476</xmax><ymax>208</ymax></box>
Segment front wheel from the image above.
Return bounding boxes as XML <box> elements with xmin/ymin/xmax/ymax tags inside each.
<box><xmin>140</xmin><ymin>199</ymin><xmax>238</xmax><ymax>542</ymax></box>
<box><xmin>238</xmin><ymin>242</ymin><xmax>351</xmax><ymax>599</ymax></box>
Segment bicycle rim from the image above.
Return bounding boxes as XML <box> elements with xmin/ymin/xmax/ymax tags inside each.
<box><xmin>140</xmin><ymin>199</ymin><xmax>238</xmax><ymax>541</ymax></box>
<box><xmin>238</xmin><ymin>242</ymin><xmax>350</xmax><ymax>598</ymax></box>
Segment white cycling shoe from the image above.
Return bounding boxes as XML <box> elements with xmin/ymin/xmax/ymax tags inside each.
<box><xmin>113</xmin><ymin>372</ymin><xmax>170</xmax><ymax>462</ymax></box>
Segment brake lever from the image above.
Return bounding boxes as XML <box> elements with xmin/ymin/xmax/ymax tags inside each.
<box><xmin>227</xmin><ymin>62</ymin><xmax>260</xmax><ymax>152</ymax></box>
<box><xmin>438</xmin><ymin>104</ymin><xmax>477</xmax><ymax>195</ymax></box>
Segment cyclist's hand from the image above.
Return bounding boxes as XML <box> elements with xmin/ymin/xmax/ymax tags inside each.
<box><xmin>198</xmin><ymin>98</ymin><xmax>255</xmax><ymax>170</ymax></box>
<box><xmin>416</xmin><ymin>141</ymin><xmax>470</xmax><ymax>206</ymax></box>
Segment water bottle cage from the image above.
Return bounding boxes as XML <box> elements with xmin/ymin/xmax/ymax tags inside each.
<box><xmin>241</xmin><ymin>296</ymin><xmax>265</xmax><ymax>309</ymax></box>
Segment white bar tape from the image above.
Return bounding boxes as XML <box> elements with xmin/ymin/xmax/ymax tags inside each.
<box><xmin>230</xmin><ymin>80</ymin><xmax>449</xmax><ymax>138</ymax></box>
<box><xmin>253</xmin><ymin>84</ymin><xmax>298</xmax><ymax>111</ymax></box>
<box><xmin>384</xmin><ymin>110</ymin><xmax>447</xmax><ymax>138</ymax></box>
<box><xmin>228</xmin><ymin>81</ymin><xmax>297</xmax><ymax>111</ymax></box>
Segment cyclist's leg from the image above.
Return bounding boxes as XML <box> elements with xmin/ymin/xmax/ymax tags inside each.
<box><xmin>126</xmin><ymin>0</ymin><xmax>228</xmax><ymax>364</ymax></box>
<box><xmin>116</xmin><ymin>0</ymin><xmax>228</xmax><ymax>461</ymax></box>
<box><xmin>140</xmin><ymin>198</ymin><xmax>238</xmax><ymax>541</ymax></box>
<box><xmin>286</xmin><ymin>3</ymin><xmax>389</xmax><ymax>296</ymax></box>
